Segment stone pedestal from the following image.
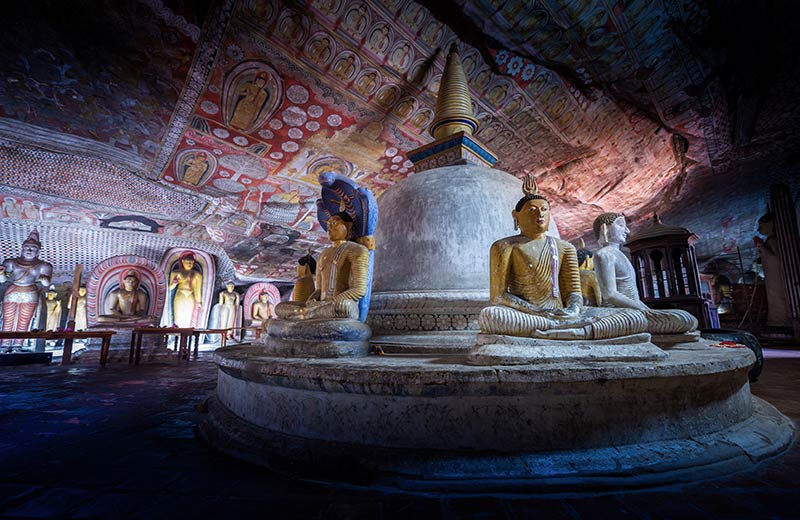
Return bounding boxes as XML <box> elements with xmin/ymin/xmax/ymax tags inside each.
<box><xmin>467</xmin><ymin>333</ymin><xmax>666</xmax><ymax>365</ymax></box>
<box><xmin>256</xmin><ymin>318</ymin><xmax>371</xmax><ymax>358</ymax></box>
<box><xmin>202</xmin><ymin>342</ymin><xmax>795</xmax><ymax>492</ymax></box>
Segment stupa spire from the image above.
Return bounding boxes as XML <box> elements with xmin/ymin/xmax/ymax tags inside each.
<box><xmin>406</xmin><ymin>42</ymin><xmax>496</xmax><ymax>172</ymax></box>
<box><xmin>429</xmin><ymin>44</ymin><xmax>479</xmax><ymax>139</ymax></box>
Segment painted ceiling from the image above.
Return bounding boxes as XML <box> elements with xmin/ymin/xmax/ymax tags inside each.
<box><xmin>1</xmin><ymin>0</ymin><xmax>798</xmax><ymax>281</ymax></box>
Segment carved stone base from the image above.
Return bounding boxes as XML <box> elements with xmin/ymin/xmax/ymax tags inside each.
<box><xmin>467</xmin><ymin>333</ymin><xmax>667</xmax><ymax>365</ymax></box>
<box><xmin>203</xmin><ymin>343</ymin><xmax>794</xmax><ymax>492</ymax></box>
<box><xmin>257</xmin><ymin>318</ymin><xmax>371</xmax><ymax>358</ymax></box>
<box><xmin>367</xmin><ymin>290</ymin><xmax>486</xmax><ymax>352</ymax></box>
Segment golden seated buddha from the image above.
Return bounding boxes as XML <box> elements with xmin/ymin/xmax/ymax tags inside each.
<box><xmin>275</xmin><ymin>212</ymin><xmax>369</xmax><ymax>321</ymax></box>
<box><xmin>479</xmin><ymin>176</ymin><xmax>647</xmax><ymax>340</ymax></box>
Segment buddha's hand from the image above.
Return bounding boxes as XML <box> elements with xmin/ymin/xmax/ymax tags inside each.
<box><xmin>547</xmin><ymin>304</ymin><xmax>580</xmax><ymax>320</ymax></box>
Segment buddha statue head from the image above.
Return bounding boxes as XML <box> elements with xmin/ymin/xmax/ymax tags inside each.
<box><xmin>179</xmin><ymin>252</ymin><xmax>196</xmax><ymax>270</ymax></box>
<box><xmin>512</xmin><ymin>175</ymin><xmax>549</xmax><ymax>238</ymax></box>
<box><xmin>576</xmin><ymin>238</ymin><xmax>594</xmax><ymax>270</ymax></box>
<box><xmin>258</xmin><ymin>291</ymin><xmax>270</xmax><ymax>304</ymax></box>
<box><xmin>78</xmin><ymin>286</ymin><xmax>87</xmax><ymax>297</ymax></box>
<box><xmin>225</xmin><ymin>281</ymin><xmax>235</xmax><ymax>293</ymax></box>
<box><xmin>593</xmin><ymin>212</ymin><xmax>628</xmax><ymax>247</ymax></box>
<box><xmin>297</xmin><ymin>253</ymin><xmax>316</xmax><ymax>277</ymax></box>
<box><xmin>327</xmin><ymin>211</ymin><xmax>355</xmax><ymax>242</ymax></box>
<box><xmin>46</xmin><ymin>285</ymin><xmax>58</xmax><ymax>300</ymax></box>
<box><xmin>122</xmin><ymin>270</ymin><xmax>141</xmax><ymax>292</ymax></box>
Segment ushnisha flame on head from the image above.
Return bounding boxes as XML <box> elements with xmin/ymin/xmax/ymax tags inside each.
<box><xmin>515</xmin><ymin>174</ymin><xmax>548</xmax><ymax>212</ymax></box>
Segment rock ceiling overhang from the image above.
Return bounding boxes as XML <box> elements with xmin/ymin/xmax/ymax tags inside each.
<box><xmin>1</xmin><ymin>0</ymin><xmax>799</xmax><ymax>281</ymax></box>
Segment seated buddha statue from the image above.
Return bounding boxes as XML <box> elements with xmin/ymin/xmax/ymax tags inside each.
<box><xmin>250</xmin><ymin>291</ymin><xmax>273</xmax><ymax>331</ymax></box>
<box><xmin>275</xmin><ymin>212</ymin><xmax>369</xmax><ymax>321</ymax></box>
<box><xmin>98</xmin><ymin>270</ymin><xmax>149</xmax><ymax>322</ymax></box>
<box><xmin>479</xmin><ymin>176</ymin><xmax>647</xmax><ymax>340</ymax></box>
<box><xmin>592</xmin><ymin>212</ymin><xmax>697</xmax><ymax>335</ymax></box>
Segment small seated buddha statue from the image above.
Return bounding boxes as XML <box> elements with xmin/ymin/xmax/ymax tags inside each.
<box><xmin>98</xmin><ymin>270</ymin><xmax>149</xmax><ymax>322</ymax></box>
<box><xmin>275</xmin><ymin>212</ymin><xmax>369</xmax><ymax>321</ymax></box>
<box><xmin>592</xmin><ymin>212</ymin><xmax>698</xmax><ymax>335</ymax></box>
<box><xmin>479</xmin><ymin>176</ymin><xmax>647</xmax><ymax>340</ymax></box>
<box><xmin>250</xmin><ymin>291</ymin><xmax>273</xmax><ymax>331</ymax></box>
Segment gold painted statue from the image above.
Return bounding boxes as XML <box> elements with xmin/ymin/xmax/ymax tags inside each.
<box><xmin>576</xmin><ymin>238</ymin><xmax>601</xmax><ymax>306</ymax></box>
<box><xmin>592</xmin><ymin>213</ymin><xmax>698</xmax><ymax>334</ymax></box>
<box><xmin>479</xmin><ymin>176</ymin><xmax>647</xmax><ymax>340</ymax></box>
<box><xmin>45</xmin><ymin>286</ymin><xmax>62</xmax><ymax>331</ymax></box>
<box><xmin>290</xmin><ymin>253</ymin><xmax>316</xmax><ymax>302</ymax></box>
<box><xmin>98</xmin><ymin>270</ymin><xmax>149</xmax><ymax>322</ymax></box>
<box><xmin>275</xmin><ymin>212</ymin><xmax>369</xmax><ymax>320</ymax></box>
<box><xmin>68</xmin><ymin>286</ymin><xmax>88</xmax><ymax>331</ymax></box>
<box><xmin>218</xmin><ymin>282</ymin><xmax>240</xmax><ymax>339</ymax></box>
<box><xmin>250</xmin><ymin>291</ymin><xmax>273</xmax><ymax>331</ymax></box>
<box><xmin>168</xmin><ymin>252</ymin><xmax>203</xmax><ymax>327</ymax></box>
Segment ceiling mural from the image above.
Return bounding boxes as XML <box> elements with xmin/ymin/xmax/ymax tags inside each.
<box><xmin>1</xmin><ymin>0</ymin><xmax>798</xmax><ymax>282</ymax></box>
<box><xmin>0</xmin><ymin>1</ymin><xmax>203</xmax><ymax>164</ymax></box>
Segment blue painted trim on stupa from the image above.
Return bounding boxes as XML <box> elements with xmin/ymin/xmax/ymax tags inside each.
<box><xmin>430</xmin><ymin>117</ymin><xmax>479</xmax><ymax>136</ymax></box>
<box><xmin>408</xmin><ymin>133</ymin><xmax>497</xmax><ymax>166</ymax></box>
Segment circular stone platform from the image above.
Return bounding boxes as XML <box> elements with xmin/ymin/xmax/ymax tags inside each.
<box><xmin>200</xmin><ymin>342</ymin><xmax>795</xmax><ymax>493</ymax></box>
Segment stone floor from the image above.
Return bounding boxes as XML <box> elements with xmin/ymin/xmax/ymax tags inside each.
<box><xmin>0</xmin><ymin>347</ymin><xmax>797</xmax><ymax>519</ymax></box>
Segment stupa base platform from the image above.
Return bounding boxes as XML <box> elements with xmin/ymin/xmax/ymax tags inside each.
<box><xmin>201</xmin><ymin>342</ymin><xmax>795</xmax><ymax>493</ymax></box>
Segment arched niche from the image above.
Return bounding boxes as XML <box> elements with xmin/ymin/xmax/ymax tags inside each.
<box><xmin>243</xmin><ymin>282</ymin><xmax>281</xmax><ymax>323</ymax></box>
<box><xmin>86</xmin><ymin>255</ymin><xmax>166</xmax><ymax>327</ymax></box>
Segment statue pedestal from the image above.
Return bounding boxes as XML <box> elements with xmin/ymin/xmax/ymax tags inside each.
<box><xmin>467</xmin><ymin>333</ymin><xmax>666</xmax><ymax>365</ymax></box>
<box><xmin>202</xmin><ymin>341</ymin><xmax>794</xmax><ymax>492</ymax></box>
<box><xmin>255</xmin><ymin>318</ymin><xmax>371</xmax><ymax>358</ymax></box>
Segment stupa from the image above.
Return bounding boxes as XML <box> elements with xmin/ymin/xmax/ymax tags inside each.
<box><xmin>201</xmin><ymin>45</ymin><xmax>795</xmax><ymax>493</ymax></box>
<box><xmin>369</xmin><ymin>45</ymin><xmax>558</xmax><ymax>353</ymax></box>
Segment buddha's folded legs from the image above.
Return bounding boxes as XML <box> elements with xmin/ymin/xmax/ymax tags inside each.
<box><xmin>642</xmin><ymin>308</ymin><xmax>697</xmax><ymax>334</ymax></box>
<box><xmin>479</xmin><ymin>305</ymin><xmax>559</xmax><ymax>337</ymax></box>
<box><xmin>479</xmin><ymin>305</ymin><xmax>647</xmax><ymax>340</ymax></box>
<box><xmin>584</xmin><ymin>307</ymin><xmax>648</xmax><ymax>339</ymax></box>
